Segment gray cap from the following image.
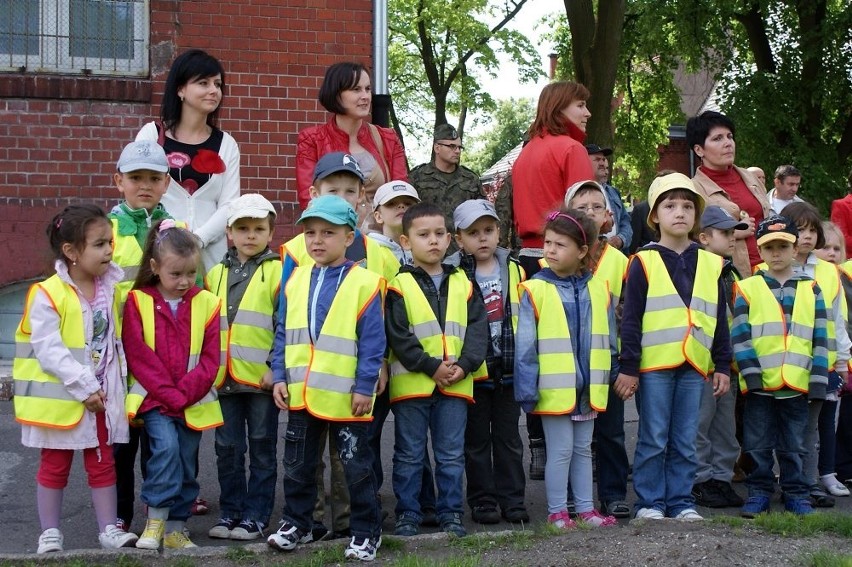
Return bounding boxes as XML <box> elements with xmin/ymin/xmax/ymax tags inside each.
<box><xmin>117</xmin><ymin>140</ymin><xmax>169</xmax><ymax>173</ymax></box>
<box><xmin>227</xmin><ymin>193</ymin><xmax>277</xmax><ymax>227</ymax></box>
<box><xmin>453</xmin><ymin>199</ymin><xmax>499</xmax><ymax>230</ymax></box>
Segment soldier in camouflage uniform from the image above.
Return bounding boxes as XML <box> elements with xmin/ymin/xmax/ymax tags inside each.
<box><xmin>409</xmin><ymin>124</ymin><xmax>485</xmax><ymax>244</ymax></box>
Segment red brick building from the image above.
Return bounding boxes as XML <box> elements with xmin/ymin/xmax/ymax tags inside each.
<box><xmin>0</xmin><ymin>0</ymin><xmax>374</xmax><ymax>291</ymax></box>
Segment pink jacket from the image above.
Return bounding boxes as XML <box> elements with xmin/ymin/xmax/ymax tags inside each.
<box><xmin>122</xmin><ymin>286</ymin><xmax>221</xmax><ymax>417</ymax></box>
<box><xmin>296</xmin><ymin>115</ymin><xmax>408</xmax><ymax>209</ymax></box>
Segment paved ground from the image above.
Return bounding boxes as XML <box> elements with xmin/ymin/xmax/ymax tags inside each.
<box><xmin>0</xmin><ymin>396</ymin><xmax>849</xmax><ymax>558</ymax></box>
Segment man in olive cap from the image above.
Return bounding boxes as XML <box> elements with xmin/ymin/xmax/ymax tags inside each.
<box><xmin>409</xmin><ymin>124</ymin><xmax>486</xmax><ymax>235</ymax></box>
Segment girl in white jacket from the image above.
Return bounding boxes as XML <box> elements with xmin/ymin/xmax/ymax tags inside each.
<box><xmin>13</xmin><ymin>205</ymin><xmax>135</xmax><ymax>553</ymax></box>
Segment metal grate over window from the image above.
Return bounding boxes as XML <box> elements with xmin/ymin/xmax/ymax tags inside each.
<box><xmin>0</xmin><ymin>0</ymin><xmax>149</xmax><ymax>75</ymax></box>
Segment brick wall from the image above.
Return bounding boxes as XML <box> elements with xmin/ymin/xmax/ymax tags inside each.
<box><xmin>0</xmin><ymin>0</ymin><xmax>373</xmax><ymax>288</ymax></box>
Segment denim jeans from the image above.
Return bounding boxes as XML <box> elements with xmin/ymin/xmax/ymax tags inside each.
<box><xmin>743</xmin><ymin>393</ymin><xmax>810</xmax><ymax>499</ymax></box>
<box><xmin>392</xmin><ymin>391</ymin><xmax>467</xmax><ymax>521</ymax></box>
<box><xmin>464</xmin><ymin>384</ymin><xmax>526</xmax><ymax>511</ymax></box>
<box><xmin>632</xmin><ymin>366</ymin><xmax>704</xmax><ymax>516</ymax></box>
<box><xmin>280</xmin><ymin>410</ymin><xmax>380</xmax><ymax>539</ymax></box>
<box><xmin>139</xmin><ymin>410</ymin><xmax>202</xmax><ymax>521</ymax></box>
<box><xmin>215</xmin><ymin>393</ymin><xmax>279</xmax><ymax>525</ymax></box>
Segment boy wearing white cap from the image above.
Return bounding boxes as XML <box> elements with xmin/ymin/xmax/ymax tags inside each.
<box><xmin>368</xmin><ymin>180</ymin><xmax>421</xmax><ymax>265</ymax></box>
<box><xmin>205</xmin><ymin>193</ymin><xmax>282</xmax><ymax>540</ymax></box>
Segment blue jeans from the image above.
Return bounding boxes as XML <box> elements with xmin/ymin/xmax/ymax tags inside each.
<box><xmin>139</xmin><ymin>410</ymin><xmax>202</xmax><ymax>521</ymax></box>
<box><xmin>215</xmin><ymin>393</ymin><xmax>279</xmax><ymax>525</ymax></box>
<box><xmin>392</xmin><ymin>391</ymin><xmax>467</xmax><ymax>521</ymax></box>
<box><xmin>743</xmin><ymin>393</ymin><xmax>809</xmax><ymax>498</ymax></box>
<box><xmin>280</xmin><ymin>410</ymin><xmax>380</xmax><ymax>539</ymax></box>
<box><xmin>632</xmin><ymin>366</ymin><xmax>704</xmax><ymax>516</ymax></box>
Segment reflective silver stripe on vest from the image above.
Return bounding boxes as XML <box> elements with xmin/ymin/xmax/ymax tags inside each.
<box><xmin>389</xmin><ymin>361</ymin><xmax>409</xmax><ymax>376</ymax></box>
<box><xmin>410</xmin><ymin>320</ymin><xmax>442</xmax><ymax>339</ymax></box>
<box><xmin>751</xmin><ymin>322</ymin><xmax>786</xmax><ymax>338</ymax></box>
<box><xmin>307</xmin><ymin>371</ymin><xmax>354</xmax><ymax>394</ymax></box>
<box><xmin>760</xmin><ymin>352</ymin><xmax>814</xmax><ymax>371</ymax></box>
<box><xmin>286</xmin><ymin>328</ymin><xmax>310</xmax><ymax>345</ymax></box>
<box><xmin>188</xmin><ymin>354</ymin><xmax>199</xmax><ymax>370</ymax></box>
<box><xmin>233</xmin><ymin>309</ymin><xmax>274</xmax><ymax>330</ymax></box>
<box><xmin>647</xmin><ymin>293</ymin><xmax>685</xmax><ymax>311</ymax></box>
<box><xmin>641</xmin><ymin>327</ymin><xmax>713</xmax><ymax>350</ymax></box>
<box><xmin>230</xmin><ymin>344</ymin><xmax>269</xmax><ymax>364</ymax></box>
<box><xmin>129</xmin><ymin>382</ymin><xmax>147</xmax><ymax>396</ymax></box>
<box><xmin>315</xmin><ymin>336</ymin><xmax>357</xmax><ymax>358</ymax></box>
<box><xmin>122</xmin><ymin>265</ymin><xmax>139</xmax><ymax>282</ymax></box>
<box><xmin>14</xmin><ymin>380</ymin><xmax>78</xmax><ymax>401</ymax></box>
<box><xmin>538</xmin><ymin>337</ymin><xmax>567</xmax><ymax>354</ymax></box>
<box><xmin>194</xmin><ymin>388</ymin><xmax>219</xmax><ymax>405</ymax></box>
<box><xmin>16</xmin><ymin>342</ymin><xmax>86</xmax><ymax>364</ymax></box>
<box><xmin>444</xmin><ymin>321</ymin><xmax>467</xmax><ymax>342</ymax></box>
<box><xmin>691</xmin><ymin>296</ymin><xmax>712</xmax><ymax>315</ymax></box>
<box><xmin>539</xmin><ymin>373</ymin><xmax>575</xmax><ymax>390</ymax></box>
<box><xmin>590</xmin><ymin>334</ymin><xmax>608</xmax><ymax>350</ymax></box>
<box><xmin>288</xmin><ymin>366</ymin><xmax>308</xmax><ymax>385</ymax></box>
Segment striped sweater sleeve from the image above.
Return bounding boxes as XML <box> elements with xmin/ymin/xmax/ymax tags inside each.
<box><xmin>731</xmin><ymin>287</ymin><xmax>763</xmax><ymax>392</ymax></box>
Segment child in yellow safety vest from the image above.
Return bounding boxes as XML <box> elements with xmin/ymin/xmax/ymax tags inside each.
<box><xmin>732</xmin><ymin>215</ymin><xmax>828</xmax><ymax>517</ymax></box>
<box><xmin>268</xmin><ymin>195</ymin><xmax>385</xmax><ymax>562</ymax></box>
<box><xmin>615</xmin><ymin>172</ymin><xmax>732</xmax><ymax>521</ymax></box>
<box><xmin>205</xmin><ymin>194</ymin><xmax>282</xmax><ymax>540</ymax></box>
<box><xmin>386</xmin><ymin>202</ymin><xmax>488</xmax><ymax>538</ymax></box>
<box><xmin>515</xmin><ymin>207</ymin><xmax>618</xmax><ymax>529</ymax></box>
<box><xmin>14</xmin><ymin>204</ymin><xmax>136</xmax><ymax>553</ymax></box>
<box><xmin>122</xmin><ymin>221</ymin><xmax>225</xmax><ymax>549</ymax></box>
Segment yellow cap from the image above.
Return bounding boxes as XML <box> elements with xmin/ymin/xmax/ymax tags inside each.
<box><xmin>646</xmin><ymin>172</ymin><xmax>706</xmax><ymax>231</ymax></box>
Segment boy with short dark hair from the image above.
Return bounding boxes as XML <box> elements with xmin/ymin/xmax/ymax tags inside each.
<box><xmin>206</xmin><ymin>194</ymin><xmax>281</xmax><ymax>540</ymax></box>
<box><xmin>268</xmin><ymin>195</ymin><xmax>385</xmax><ymax>561</ymax></box>
<box><xmin>446</xmin><ymin>199</ymin><xmax>528</xmax><ymax>525</ymax></box>
<box><xmin>387</xmin><ymin>202</ymin><xmax>488</xmax><ymax>537</ymax></box>
<box><xmin>733</xmin><ymin>215</ymin><xmax>828</xmax><ymax>517</ymax></box>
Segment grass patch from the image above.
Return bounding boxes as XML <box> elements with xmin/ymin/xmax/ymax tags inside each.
<box><xmin>380</xmin><ymin>536</ymin><xmax>406</xmax><ymax>552</ymax></box>
<box><xmin>800</xmin><ymin>549</ymin><xmax>852</xmax><ymax>567</ymax></box>
<box><xmin>451</xmin><ymin>530</ymin><xmax>536</xmax><ymax>553</ymax></box>
<box><xmin>284</xmin><ymin>546</ymin><xmax>345</xmax><ymax>567</ymax></box>
<box><xmin>387</xmin><ymin>556</ymin><xmax>480</xmax><ymax>567</ymax></box>
<box><xmin>715</xmin><ymin>512</ymin><xmax>852</xmax><ymax>538</ymax></box>
<box><xmin>224</xmin><ymin>546</ymin><xmax>258</xmax><ymax>563</ymax></box>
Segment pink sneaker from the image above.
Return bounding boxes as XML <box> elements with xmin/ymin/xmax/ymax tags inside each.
<box><xmin>547</xmin><ymin>510</ymin><xmax>577</xmax><ymax>529</ymax></box>
<box><xmin>578</xmin><ymin>510</ymin><xmax>618</xmax><ymax>527</ymax></box>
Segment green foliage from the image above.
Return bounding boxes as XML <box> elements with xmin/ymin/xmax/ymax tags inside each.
<box><xmin>224</xmin><ymin>545</ymin><xmax>258</xmax><ymax>563</ymax></box>
<box><xmin>802</xmin><ymin>549</ymin><xmax>852</xmax><ymax>567</ymax></box>
<box><xmin>466</xmin><ymin>97</ymin><xmax>535</xmax><ymax>173</ymax></box>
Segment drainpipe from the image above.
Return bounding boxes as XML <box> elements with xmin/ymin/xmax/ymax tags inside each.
<box><xmin>372</xmin><ymin>0</ymin><xmax>391</xmax><ymax>127</ymax></box>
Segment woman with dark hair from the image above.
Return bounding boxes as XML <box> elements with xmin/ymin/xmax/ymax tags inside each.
<box><xmin>296</xmin><ymin>62</ymin><xmax>408</xmax><ymax>216</ymax></box>
<box><xmin>136</xmin><ymin>49</ymin><xmax>240</xmax><ymax>271</ymax></box>
<box><xmin>511</xmin><ymin>81</ymin><xmax>595</xmax><ymax>277</ymax></box>
<box><xmin>688</xmin><ymin>110</ymin><xmax>770</xmax><ymax>277</ymax></box>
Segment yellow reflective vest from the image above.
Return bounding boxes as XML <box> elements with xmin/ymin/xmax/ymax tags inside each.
<box><xmin>282</xmin><ymin>232</ymin><xmax>399</xmax><ymax>285</ymax></box>
<box><xmin>13</xmin><ymin>275</ymin><xmax>120</xmax><ymax>429</ymax></box>
<box><xmin>636</xmin><ymin>249</ymin><xmax>722</xmax><ymax>376</ymax></box>
<box><xmin>388</xmin><ymin>270</ymin><xmax>476</xmax><ymax>402</ymax></box>
<box><xmin>284</xmin><ymin>264</ymin><xmax>384</xmax><ymax>421</ymax></box>
<box><xmin>734</xmin><ymin>276</ymin><xmax>816</xmax><ymax>394</ymax></box>
<box><xmin>124</xmin><ymin>289</ymin><xmax>226</xmax><ymax>430</ymax></box>
<box><xmin>518</xmin><ymin>277</ymin><xmax>611</xmax><ymax>414</ymax></box>
<box><xmin>206</xmin><ymin>259</ymin><xmax>282</xmax><ymax>388</ymax></box>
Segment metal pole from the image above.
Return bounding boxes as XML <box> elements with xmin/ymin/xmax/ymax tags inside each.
<box><xmin>372</xmin><ymin>0</ymin><xmax>391</xmax><ymax>127</ymax></box>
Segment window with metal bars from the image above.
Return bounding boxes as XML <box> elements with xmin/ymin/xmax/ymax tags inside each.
<box><xmin>0</xmin><ymin>0</ymin><xmax>148</xmax><ymax>76</ymax></box>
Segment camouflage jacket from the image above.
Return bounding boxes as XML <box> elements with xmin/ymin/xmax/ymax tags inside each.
<box><xmin>409</xmin><ymin>162</ymin><xmax>485</xmax><ymax>225</ymax></box>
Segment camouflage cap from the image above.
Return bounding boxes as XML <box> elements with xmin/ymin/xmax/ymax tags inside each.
<box><xmin>434</xmin><ymin>124</ymin><xmax>459</xmax><ymax>141</ymax></box>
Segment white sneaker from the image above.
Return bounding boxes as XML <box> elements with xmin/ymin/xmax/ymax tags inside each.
<box><xmin>634</xmin><ymin>507</ymin><xmax>665</xmax><ymax>520</ymax></box>
<box><xmin>820</xmin><ymin>473</ymin><xmax>851</xmax><ymax>497</ymax></box>
<box><xmin>37</xmin><ymin>528</ymin><xmax>64</xmax><ymax>554</ymax></box>
<box><xmin>99</xmin><ymin>524</ymin><xmax>138</xmax><ymax>548</ymax></box>
<box><xmin>674</xmin><ymin>508</ymin><xmax>704</xmax><ymax>521</ymax></box>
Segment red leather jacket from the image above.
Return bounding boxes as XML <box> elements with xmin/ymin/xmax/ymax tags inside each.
<box><xmin>296</xmin><ymin>115</ymin><xmax>409</xmax><ymax>209</ymax></box>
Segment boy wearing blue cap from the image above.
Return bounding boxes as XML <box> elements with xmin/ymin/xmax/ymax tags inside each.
<box><xmin>268</xmin><ymin>195</ymin><xmax>385</xmax><ymax>561</ymax></box>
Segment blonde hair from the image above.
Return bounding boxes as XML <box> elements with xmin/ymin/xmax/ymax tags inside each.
<box><xmin>821</xmin><ymin>221</ymin><xmax>846</xmax><ymax>261</ymax></box>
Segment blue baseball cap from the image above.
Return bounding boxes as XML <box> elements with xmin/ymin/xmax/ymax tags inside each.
<box><xmin>313</xmin><ymin>152</ymin><xmax>365</xmax><ymax>183</ymax></box>
<box><xmin>297</xmin><ymin>195</ymin><xmax>358</xmax><ymax>230</ymax></box>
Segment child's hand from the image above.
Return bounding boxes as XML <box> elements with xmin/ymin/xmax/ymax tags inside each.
<box><xmin>272</xmin><ymin>382</ymin><xmax>289</xmax><ymax>411</ymax></box>
<box><xmin>376</xmin><ymin>362</ymin><xmax>389</xmax><ymax>396</ymax></box>
<box><xmin>260</xmin><ymin>369</ymin><xmax>274</xmax><ymax>391</ymax></box>
<box><xmin>351</xmin><ymin>393</ymin><xmax>373</xmax><ymax>417</ymax></box>
<box><xmin>446</xmin><ymin>364</ymin><xmax>465</xmax><ymax>385</ymax></box>
<box><xmin>613</xmin><ymin>373</ymin><xmax>638</xmax><ymax>400</ymax></box>
<box><xmin>432</xmin><ymin>362</ymin><xmax>454</xmax><ymax>388</ymax></box>
<box><xmin>712</xmin><ymin>372</ymin><xmax>730</xmax><ymax>397</ymax></box>
<box><xmin>84</xmin><ymin>390</ymin><xmax>106</xmax><ymax>413</ymax></box>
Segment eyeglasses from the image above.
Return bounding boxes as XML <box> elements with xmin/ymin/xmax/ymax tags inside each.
<box><xmin>575</xmin><ymin>204</ymin><xmax>607</xmax><ymax>213</ymax></box>
<box><xmin>436</xmin><ymin>143</ymin><xmax>464</xmax><ymax>151</ymax></box>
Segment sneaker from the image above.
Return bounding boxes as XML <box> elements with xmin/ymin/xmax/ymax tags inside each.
<box><xmin>673</xmin><ymin>508</ymin><xmax>704</xmax><ymax>521</ymax></box>
<box><xmin>420</xmin><ymin>506</ymin><xmax>439</xmax><ymax>527</ymax></box>
<box><xmin>393</xmin><ymin>516</ymin><xmax>418</xmax><ymax>537</ymax></box>
<box><xmin>344</xmin><ymin>535</ymin><xmax>382</xmax><ymax>561</ymax></box>
<box><xmin>740</xmin><ymin>495</ymin><xmax>770</xmax><ymax>518</ymax></box>
<box><xmin>601</xmin><ymin>500</ymin><xmax>631</xmax><ymax>519</ymax></box>
<box><xmin>114</xmin><ymin>518</ymin><xmax>130</xmax><ymax>533</ymax></box>
<box><xmin>820</xmin><ymin>473</ymin><xmax>851</xmax><ymax>497</ymax></box>
<box><xmin>311</xmin><ymin>522</ymin><xmax>330</xmax><ymax>542</ymax></box>
<box><xmin>136</xmin><ymin>518</ymin><xmax>165</xmax><ymax>549</ymax></box>
<box><xmin>99</xmin><ymin>524</ymin><xmax>138</xmax><ymax>548</ymax></box>
<box><xmin>634</xmin><ymin>507</ymin><xmax>665</xmax><ymax>520</ymax></box>
<box><xmin>712</xmin><ymin>480</ymin><xmax>745</xmax><ymax>507</ymax></box>
<box><xmin>785</xmin><ymin>497</ymin><xmax>815</xmax><ymax>515</ymax></box>
<box><xmin>809</xmin><ymin>487</ymin><xmax>836</xmax><ymax>508</ymax></box>
<box><xmin>547</xmin><ymin>510</ymin><xmax>576</xmax><ymax>529</ymax></box>
<box><xmin>471</xmin><ymin>504</ymin><xmax>500</xmax><ymax>524</ymax></box>
<box><xmin>502</xmin><ymin>507</ymin><xmax>530</xmax><ymax>523</ymax></box>
<box><xmin>267</xmin><ymin>521</ymin><xmax>312</xmax><ymax>552</ymax></box>
<box><xmin>691</xmin><ymin>480</ymin><xmax>728</xmax><ymax>508</ymax></box>
<box><xmin>230</xmin><ymin>519</ymin><xmax>265</xmax><ymax>540</ymax></box>
<box><xmin>191</xmin><ymin>497</ymin><xmax>209</xmax><ymax>515</ymax></box>
<box><xmin>578</xmin><ymin>510</ymin><xmax>618</xmax><ymax>527</ymax></box>
<box><xmin>440</xmin><ymin>512</ymin><xmax>467</xmax><ymax>537</ymax></box>
<box><xmin>37</xmin><ymin>528</ymin><xmax>63</xmax><ymax>554</ymax></box>
<box><xmin>208</xmin><ymin>517</ymin><xmax>239</xmax><ymax>539</ymax></box>
<box><xmin>163</xmin><ymin>530</ymin><xmax>198</xmax><ymax>549</ymax></box>
<box><xmin>529</xmin><ymin>440</ymin><xmax>546</xmax><ymax>480</ymax></box>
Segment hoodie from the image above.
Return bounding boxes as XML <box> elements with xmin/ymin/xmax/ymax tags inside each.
<box><xmin>367</xmin><ymin>231</ymin><xmax>412</xmax><ymax>266</ymax></box>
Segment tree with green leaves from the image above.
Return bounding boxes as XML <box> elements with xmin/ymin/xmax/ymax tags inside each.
<box><xmin>465</xmin><ymin>97</ymin><xmax>535</xmax><ymax>174</ymax></box>
<box><xmin>388</xmin><ymin>0</ymin><xmax>543</xmax><ymax>151</ymax></box>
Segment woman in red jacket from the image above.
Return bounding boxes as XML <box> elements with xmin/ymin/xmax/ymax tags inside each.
<box><xmin>296</xmin><ymin>62</ymin><xmax>408</xmax><ymax>219</ymax></box>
